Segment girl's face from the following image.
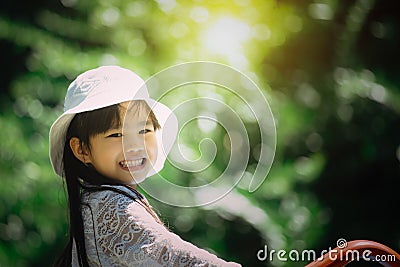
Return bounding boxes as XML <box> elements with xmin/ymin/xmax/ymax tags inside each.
<box><xmin>84</xmin><ymin>102</ymin><xmax>158</xmax><ymax>184</ymax></box>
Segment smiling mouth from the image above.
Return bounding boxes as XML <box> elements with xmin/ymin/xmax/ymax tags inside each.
<box><xmin>119</xmin><ymin>158</ymin><xmax>146</xmax><ymax>170</ymax></box>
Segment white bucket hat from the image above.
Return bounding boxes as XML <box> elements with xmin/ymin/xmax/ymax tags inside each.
<box><xmin>49</xmin><ymin>65</ymin><xmax>178</xmax><ymax>179</ymax></box>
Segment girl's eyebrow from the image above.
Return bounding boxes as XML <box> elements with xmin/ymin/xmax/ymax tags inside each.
<box><xmin>122</xmin><ymin>120</ymin><xmax>153</xmax><ymax>128</ymax></box>
<box><xmin>136</xmin><ymin>120</ymin><xmax>153</xmax><ymax>126</ymax></box>
<box><xmin>108</xmin><ymin>124</ymin><xmax>122</xmax><ymax>131</ymax></box>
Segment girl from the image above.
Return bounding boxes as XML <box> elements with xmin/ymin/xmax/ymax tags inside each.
<box><xmin>49</xmin><ymin>66</ymin><xmax>241</xmax><ymax>266</ymax></box>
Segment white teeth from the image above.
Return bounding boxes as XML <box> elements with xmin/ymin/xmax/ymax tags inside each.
<box><xmin>120</xmin><ymin>159</ymin><xmax>144</xmax><ymax>168</ymax></box>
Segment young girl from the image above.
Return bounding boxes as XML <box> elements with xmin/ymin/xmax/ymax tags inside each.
<box><xmin>49</xmin><ymin>66</ymin><xmax>241</xmax><ymax>266</ymax></box>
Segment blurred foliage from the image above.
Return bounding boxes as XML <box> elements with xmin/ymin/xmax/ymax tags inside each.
<box><xmin>1</xmin><ymin>0</ymin><xmax>400</xmax><ymax>266</ymax></box>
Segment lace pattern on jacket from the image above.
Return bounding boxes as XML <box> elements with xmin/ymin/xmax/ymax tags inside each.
<box><xmin>71</xmin><ymin>185</ymin><xmax>240</xmax><ymax>267</ymax></box>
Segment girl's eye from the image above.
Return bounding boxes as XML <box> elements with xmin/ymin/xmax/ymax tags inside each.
<box><xmin>107</xmin><ymin>133</ymin><xmax>122</xmax><ymax>138</ymax></box>
<box><xmin>139</xmin><ymin>129</ymin><xmax>153</xmax><ymax>134</ymax></box>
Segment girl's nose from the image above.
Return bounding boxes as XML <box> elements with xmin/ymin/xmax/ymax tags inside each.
<box><xmin>124</xmin><ymin>135</ymin><xmax>145</xmax><ymax>153</ymax></box>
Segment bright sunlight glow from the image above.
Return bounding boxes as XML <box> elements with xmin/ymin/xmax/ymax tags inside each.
<box><xmin>203</xmin><ymin>17</ymin><xmax>251</xmax><ymax>59</ymax></box>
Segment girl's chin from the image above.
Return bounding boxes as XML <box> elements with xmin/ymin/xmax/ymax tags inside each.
<box><xmin>116</xmin><ymin>172</ymin><xmax>149</xmax><ymax>185</ymax></box>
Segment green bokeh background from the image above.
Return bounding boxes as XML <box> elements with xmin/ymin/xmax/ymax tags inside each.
<box><xmin>0</xmin><ymin>0</ymin><xmax>399</xmax><ymax>266</ymax></box>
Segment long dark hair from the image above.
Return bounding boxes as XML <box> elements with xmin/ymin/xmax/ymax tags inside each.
<box><xmin>53</xmin><ymin>101</ymin><xmax>161</xmax><ymax>267</ymax></box>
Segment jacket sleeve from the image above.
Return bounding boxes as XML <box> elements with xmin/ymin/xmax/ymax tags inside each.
<box><xmin>86</xmin><ymin>191</ymin><xmax>241</xmax><ymax>267</ymax></box>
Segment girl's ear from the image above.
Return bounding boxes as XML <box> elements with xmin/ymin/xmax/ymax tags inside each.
<box><xmin>69</xmin><ymin>137</ymin><xmax>92</xmax><ymax>164</ymax></box>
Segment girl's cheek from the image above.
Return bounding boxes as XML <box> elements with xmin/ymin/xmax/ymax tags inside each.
<box><xmin>147</xmin><ymin>137</ymin><xmax>158</xmax><ymax>157</ymax></box>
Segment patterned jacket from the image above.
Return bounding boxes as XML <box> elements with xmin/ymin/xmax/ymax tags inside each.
<box><xmin>71</xmin><ymin>184</ymin><xmax>241</xmax><ymax>267</ymax></box>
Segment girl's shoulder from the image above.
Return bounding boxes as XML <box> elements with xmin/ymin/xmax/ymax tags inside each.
<box><xmin>80</xmin><ymin>184</ymin><xmax>163</xmax><ymax>232</ymax></box>
<box><xmin>81</xmin><ymin>184</ymin><xmax>142</xmax><ymax>206</ymax></box>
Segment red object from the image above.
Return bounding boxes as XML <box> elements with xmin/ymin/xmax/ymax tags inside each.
<box><xmin>305</xmin><ymin>240</ymin><xmax>400</xmax><ymax>267</ymax></box>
